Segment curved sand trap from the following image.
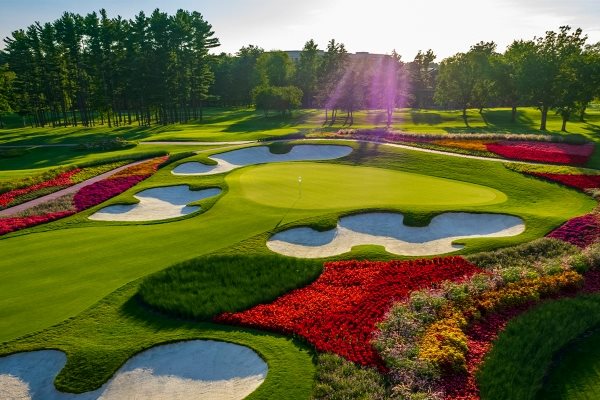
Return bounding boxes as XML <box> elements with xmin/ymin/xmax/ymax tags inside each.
<box><xmin>89</xmin><ymin>185</ymin><xmax>221</xmax><ymax>221</ymax></box>
<box><xmin>268</xmin><ymin>212</ymin><xmax>525</xmax><ymax>258</ymax></box>
<box><xmin>0</xmin><ymin>340</ymin><xmax>267</xmax><ymax>400</ymax></box>
<box><xmin>172</xmin><ymin>144</ymin><xmax>353</xmax><ymax>175</ymax></box>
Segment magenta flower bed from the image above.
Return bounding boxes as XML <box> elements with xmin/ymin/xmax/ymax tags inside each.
<box><xmin>547</xmin><ymin>214</ymin><xmax>600</xmax><ymax>248</ymax></box>
<box><xmin>0</xmin><ymin>157</ymin><xmax>167</xmax><ymax>236</ymax></box>
<box><xmin>73</xmin><ymin>175</ymin><xmax>146</xmax><ymax>211</ymax></box>
<box><xmin>0</xmin><ymin>211</ymin><xmax>76</xmax><ymax>235</ymax></box>
<box><xmin>486</xmin><ymin>141</ymin><xmax>594</xmax><ymax>165</ymax></box>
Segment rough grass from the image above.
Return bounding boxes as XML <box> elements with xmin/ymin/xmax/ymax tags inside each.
<box><xmin>139</xmin><ymin>254</ymin><xmax>322</xmax><ymax>320</ymax></box>
<box><xmin>477</xmin><ymin>293</ymin><xmax>600</xmax><ymax>400</ymax></box>
<box><xmin>0</xmin><ymin>282</ymin><xmax>316</xmax><ymax>400</ymax></box>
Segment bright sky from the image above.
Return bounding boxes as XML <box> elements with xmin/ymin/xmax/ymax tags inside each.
<box><xmin>1</xmin><ymin>0</ymin><xmax>599</xmax><ymax>60</ymax></box>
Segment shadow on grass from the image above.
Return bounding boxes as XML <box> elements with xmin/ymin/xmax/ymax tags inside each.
<box><xmin>410</xmin><ymin>111</ymin><xmax>443</xmax><ymax>125</ymax></box>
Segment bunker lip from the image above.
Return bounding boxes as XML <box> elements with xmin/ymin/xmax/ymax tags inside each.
<box><xmin>171</xmin><ymin>144</ymin><xmax>353</xmax><ymax>175</ymax></box>
<box><xmin>89</xmin><ymin>185</ymin><xmax>221</xmax><ymax>222</ymax></box>
<box><xmin>0</xmin><ymin>340</ymin><xmax>267</xmax><ymax>400</ymax></box>
<box><xmin>267</xmin><ymin>212</ymin><xmax>526</xmax><ymax>258</ymax></box>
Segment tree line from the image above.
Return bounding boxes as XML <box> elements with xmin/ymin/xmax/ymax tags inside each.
<box><xmin>0</xmin><ymin>9</ymin><xmax>218</xmax><ymax>128</ymax></box>
<box><xmin>0</xmin><ymin>9</ymin><xmax>599</xmax><ymax>131</ymax></box>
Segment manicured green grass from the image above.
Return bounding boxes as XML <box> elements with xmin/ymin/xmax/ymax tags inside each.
<box><xmin>237</xmin><ymin>163</ymin><xmax>506</xmax><ymax>210</ymax></box>
<box><xmin>1</xmin><ymin>107</ymin><xmax>598</xmax><ymax>147</ymax></box>
<box><xmin>0</xmin><ymin>282</ymin><xmax>316</xmax><ymax>399</ymax></box>
<box><xmin>139</xmin><ymin>254</ymin><xmax>322</xmax><ymax>320</ymax></box>
<box><xmin>477</xmin><ymin>293</ymin><xmax>600</xmax><ymax>400</ymax></box>
<box><xmin>0</xmin><ymin>141</ymin><xmax>594</xmax><ymax>344</ymax></box>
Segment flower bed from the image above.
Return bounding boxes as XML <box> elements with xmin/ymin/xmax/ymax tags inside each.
<box><xmin>0</xmin><ymin>156</ymin><xmax>167</xmax><ymax>236</ymax></box>
<box><xmin>0</xmin><ymin>210</ymin><xmax>76</xmax><ymax>235</ymax></box>
<box><xmin>215</xmin><ymin>257</ymin><xmax>480</xmax><ymax>368</ymax></box>
<box><xmin>547</xmin><ymin>214</ymin><xmax>600</xmax><ymax>248</ymax></box>
<box><xmin>0</xmin><ymin>169</ymin><xmax>81</xmax><ymax>208</ymax></box>
<box><xmin>375</xmin><ymin>243</ymin><xmax>588</xmax><ymax>400</ymax></box>
<box><xmin>531</xmin><ymin>173</ymin><xmax>600</xmax><ymax>190</ymax></box>
<box><xmin>486</xmin><ymin>141</ymin><xmax>594</xmax><ymax>165</ymax></box>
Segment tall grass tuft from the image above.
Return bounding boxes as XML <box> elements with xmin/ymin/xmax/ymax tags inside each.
<box><xmin>138</xmin><ymin>254</ymin><xmax>322</xmax><ymax>320</ymax></box>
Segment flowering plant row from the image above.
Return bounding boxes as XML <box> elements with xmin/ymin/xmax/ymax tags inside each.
<box><xmin>0</xmin><ymin>161</ymin><xmax>128</xmax><ymax>210</ymax></box>
<box><xmin>321</xmin><ymin>129</ymin><xmax>595</xmax><ymax>166</ymax></box>
<box><xmin>0</xmin><ymin>169</ymin><xmax>81</xmax><ymax>208</ymax></box>
<box><xmin>547</xmin><ymin>214</ymin><xmax>600</xmax><ymax>248</ymax></box>
<box><xmin>418</xmin><ymin>271</ymin><xmax>582</xmax><ymax>374</ymax></box>
<box><xmin>215</xmin><ymin>257</ymin><xmax>481</xmax><ymax>368</ymax></box>
<box><xmin>0</xmin><ymin>157</ymin><xmax>167</xmax><ymax>236</ymax></box>
<box><xmin>374</xmin><ymin>244</ymin><xmax>591</xmax><ymax>400</ymax></box>
<box><xmin>486</xmin><ymin>141</ymin><xmax>594</xmax><ymax>165</ymax></box>
<box><xmin>531</xmin><ymin>172</ymin><xmax>600</xmax><ymax>190</ymax></box>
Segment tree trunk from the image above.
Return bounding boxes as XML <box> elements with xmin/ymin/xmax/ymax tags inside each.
<box><xmin>580</xmin><ymin>104</ymin><xmax>587</xmax><ymax>122</ymax></box>
<box><xmin>324</xmin><ymin>108</ymin><xmax>328</xmax><ymax>124</ymax></box>
<box><xmin>511</xmin><ymin>106</ymin><xmax>517</xmax><ymax>123</ymax></box>
<box><xmin>540</xmin><ymin>105</ymin><xmax>548</xmax><ymax>131</ymax></box>
<box><xmin>462</xmin><ymin>108</ymin><xmax>469</xmax><ymax>127</ymax></box>
<box><xmin>0</xmin><ymin>115</ymin><xmax>4</xmax><ymax>129</ymax></box>
<box><xmin>561</xmin><ymin>113</ymin><xmax>568</xmax><ymax>132</ymax></box>
<box><xmin>387</xmin><ymin>107</ymin><xmax>392</xmax><ymax>127</ymax></box>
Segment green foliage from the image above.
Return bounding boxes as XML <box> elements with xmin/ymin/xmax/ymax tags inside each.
<box><xmin>74</xmin><ymin>137</ymin><xmax>135</xmax><ymax>151</ymax></box>
<box><xmin>138</xmin><ymin>254</ymin><xmax>322</xmax><ymax>320</ymax></box>
<box><xmin>253</xmin><ymin>85</ymin><xmax>303</xmax><ymax>116</ymax></box>
<box><xmin>477</xmin><ymin>293</ymin><xmax>600</xmax><ymax>400</ymax></box>
<box><xmin>256</xmin><ymin>51</ymin><xmax>295</xmax><ymax>87</ymax></box>
<box><xmin>311</xmin><ymin>353</ymin><xmax>388</xmax><ymax>400</ymax></box>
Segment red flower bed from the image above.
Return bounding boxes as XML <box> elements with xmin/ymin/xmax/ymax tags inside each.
<box><xmin>215</xmin><ymin>257</ymin><xmax>481</xmax><ymax>368</ymax></box>
<box><xmin>486</xmin><ymin>141</ymin><xmax>594</xmax><ymax>165</ymax></box>
<box><xmin>0</xmin><ymin>211</ymin><xmax>76</xmax><ymax>235</ymax></box>
<box><xmin>531</xmin><ymin>173</ymin><xmax>600</xmax><ymax>190</ymax></box>
<box><xmin>547</xmin><ymin>214</ymin><xmax>600</xmax><ymax>248</ymax></box>
<box><xmin>0</xmin><ymin>169</ymin><xmax>81</xmax><ymax>208</ymax></box>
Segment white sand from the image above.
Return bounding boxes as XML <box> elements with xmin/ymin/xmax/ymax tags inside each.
<box><xmin>172</xmin><ymin>144</ymin><xmax>353</xmax><ymax>175</ymax></box>
<box><xmin>267</xmin><ymin>212</ymin><xmax>526</xmax><ymax>258</ymax></box>
<box><xmin>89</xmin><ymin>185</ymin><xmax>221</xmax><ymax>222</ymax></box>
<box><xmin>0</xmin><ymin>341</ymin><xmax>267</xmax><ymax>400</ymax></box>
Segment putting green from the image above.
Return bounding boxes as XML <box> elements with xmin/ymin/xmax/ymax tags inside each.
<box><xmin>233</xmin><ymin>162</ymin><xmax>507</xmax><ymax>210</ymax></box>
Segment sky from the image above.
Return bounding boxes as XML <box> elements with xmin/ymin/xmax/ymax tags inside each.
<box><xmin>0</xmin><ymin>0</ymin><xmax>599</xmax><ymax>60</ymax></box>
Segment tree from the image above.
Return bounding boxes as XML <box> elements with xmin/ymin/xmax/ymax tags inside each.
<box><xmin>295</xmin><ymin>39</ymin><xmax>321</xmax><ymax>107</ymax></box>
<box><xmin>517</xmin><ymin>26</ymin><xmax>587</xmax><ymax>130</ymax></box>
<box><xmin>434</xmin><ymin>53</ymin><xmax>475</xmax><ymax>126</ymax></box>
<box><xmin>316</xmin><ymin>39</ymin><xmax>348</xmax><ymax>124</ymax></box>
<box><xmin>409</xmin><ymin>49</ymin><xmax>436</xmax><ymax>109</ymax></box>
<box><xmin>252</xmin><ymin>85</ymin><xmax>302</xmax><ymax>117</ymax></box>
<box><xmin>0</xmin><ymin>63</ymin><xmax>15</xmax><ymax>128</ymax></box>
<box><xmin>256</xmin><ymin>51</ymin><xmax>294</xmax><ymax>87</ymax></box>
<box><xmin>576</xmin><ymin>43</ymin><xmax>600</xmax><ymax>121</ymax></box>
<box><xmin>467</xmin><ymin>41</ymin><xmax>497</xmax><ymax>112</ymax></box>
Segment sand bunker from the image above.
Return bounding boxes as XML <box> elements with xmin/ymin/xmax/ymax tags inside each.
<box><xmin>268</xmin><ymin>212</ymin><xmax>525</xmax><ymax>258</ymax></box>
<box><xmin>172</xmin><ymin>144</ymin><xmax>353</xmax><ymax>175</ymax></box>
<box><xmin>0</xmin><ymin>340</ymin><xmax>267</xmax><ymax>400</ymax></box>
<box><xmin>89</xmin><ymin>185</ymin><xmax>221</xmax><ymax>221</ymax></box>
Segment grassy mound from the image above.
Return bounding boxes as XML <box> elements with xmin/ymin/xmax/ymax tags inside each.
<box><xmin>138</xmin><ymin>255</ymin><xmax>322</xmax><ymax>320</ymax></box>
<box><xmin>477</xmin><ymin>293</ymin><xmax>600</xmax><ymax>400</ymax></box>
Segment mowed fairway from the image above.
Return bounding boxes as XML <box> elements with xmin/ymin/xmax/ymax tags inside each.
<box><xmin>235</xmin><ymin>162</ymin><xmax>506</xmax><ymax>210</ymax></box>
<box><xmin>0</xmin><ymin>142</ymin><xmax>595</xmax><ymax>343</ymax></box>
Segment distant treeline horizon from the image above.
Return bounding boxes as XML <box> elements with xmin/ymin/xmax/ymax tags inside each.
<box><xmin>0</xmin><ymin>9</ymin><xmax>598</xmax><ymax>131</ymax></box>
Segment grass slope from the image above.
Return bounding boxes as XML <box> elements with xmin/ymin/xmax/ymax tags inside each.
<box><xmin>0</xmin><ymin>141</ymin><xmax>594</xmax><ymax>343</ymax></box>
<box><xmin>477</xmin><ymin>293</ymin><xmax>600</xmax><ymax>400</ymax></box>
<box><xmin>0</xmin><ymin>282</ymin><xmax>315</xmax><ymax>399</ymax></box>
